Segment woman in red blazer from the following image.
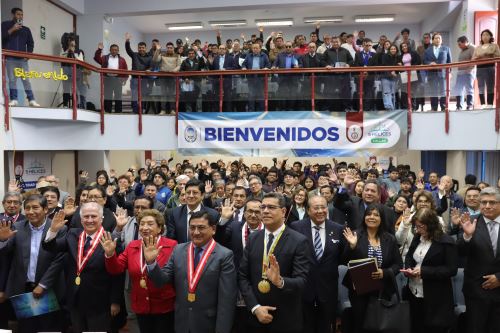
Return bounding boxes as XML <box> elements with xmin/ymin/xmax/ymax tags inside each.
<box><xmin>101</xmin><ymin>209</ymin><xmax>177</xmax><ymax>333</ymax></box>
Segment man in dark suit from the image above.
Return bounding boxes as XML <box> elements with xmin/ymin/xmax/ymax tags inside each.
<box><xmin>208</xmin><ymin>44</ymin><xmax>236</xmax><ymax>111</ymax></box>
<box><xmin>0</xmin><ymin>194</ymin><xmax>66</xmax><ymax>333</ymax></box>
<box><xmin>290</xmin><ymin>195</ymin><xmax>345</xmax><ymax>333</ymax></box>
<box><xmin>353</xmin><ymin>38</ymin><xmax>377</xmax><ymax>111</ymax></box>
<box><xmin>166</xmin><ymin>179</ymin><xmax>220</xmax><ymax>243</ymax></box>
<box><xmin>43</xmin><ymin>202</ymin><xmax>123</xmax><ymax>333</ymax></box>
<box><xmin>179</xmin><ymin>48</ymin><xmax>206</xmax><ymax>112</ymax></box>
<box><xmin>335</xmin><ymin>179</ymin><xmax>396</xmax><ymax>232</ymax></box>
<box><xmin>239</xmin><ymin>192</ymin><xmax>311</xmax><ymax>333</ymax></box>
<box><xmin>1</xmin><ymin>191</ymin><xmax>26</xmax><ymax>223</ymax></box>
<box><xmin>457</xmin><ymin>187</ymin><xmax>500</xmax><ymax>333</ymax></box>
<box><xmin>300</xmin><ymin>42</ymin><xmax>322</xmax><ymax>110</ymax></box>
<box><xmin>319</xmin><ymin>185</ymin><xmax>347</xmax><ymax>225</ymax></box>
<box><xmin>145</xmin><ymin>211</ymin><xmax>237</xmax><ymax>333</ymax></box>
<box><xmin>423</xmin><ymin>32</ymin><xmax>452</xmax><ymax>111</ymax></box>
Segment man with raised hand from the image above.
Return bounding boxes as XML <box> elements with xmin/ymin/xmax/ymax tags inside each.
<box><xmin>43</xmin><ymin>202</ymin><xmax>123</xmax><ymax>333</ymax></box>
<box><xmin>145</xmin><ymin>211</ymin><xmax>237</xmax><ymax>333</ymax></box>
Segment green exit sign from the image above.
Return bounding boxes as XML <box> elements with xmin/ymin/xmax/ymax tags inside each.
<box><xmin>40</xmin><ymin>26</ymin><xmax>46</xmax><ymax>40</ymax></box>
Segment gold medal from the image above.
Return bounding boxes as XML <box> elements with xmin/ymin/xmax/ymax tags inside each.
<box><xmin>187</xmin><ymin>293</ymin><xmax>196</xmax><ymax>302</ymax></box>
<box><xmin>75</xmin><ymin>276</ymin><xmax>81</xmax><ymax>286</ymax></box>
<box><xmin>140</xmin><ymin>277</ymin><xmax>147</xmax><ymax>289</ymax></box>
<box><xmin>258</xmin><ymin>279</ymin><xmax>271</xmax><ymax>294</ymax></box>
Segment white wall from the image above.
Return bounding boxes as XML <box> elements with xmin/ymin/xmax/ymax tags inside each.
<box><xmin>143</xmin><ymin>23</ymin><xmax>422</xmax><ymax>47</ymax></box>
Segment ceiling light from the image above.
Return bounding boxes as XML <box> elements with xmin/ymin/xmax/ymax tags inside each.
<box><xmin>354</xmin><ymin>15</ymin><xmax>395</xmax><ymax>23</ymax></box>
<box><xmin>255</xmin><ymin>19</ymin><xmax>294</xmax><ymax>27</ymax></box>
<box><xmin>209</xmin><ymin>20</ymin><xmax>247</xmax><ymax>27</ymax></box>
<box><xmin>303</xmin><ymin>17</ymin><xmax>343</xmax><ymax>24</ymax></box>
<box><xmin>166</xmin><ymin>22</ymin><xmax>203</xmax><ymax>30</ymax></box>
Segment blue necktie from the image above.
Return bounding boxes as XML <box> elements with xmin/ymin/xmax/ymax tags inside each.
<box><xmin>194</xmin><ymin>247</ymin><xmax>203</xmax><ymax>268</ymax></box>
<box><xmin>313</xmin><ymin>226</ymin><xmax>323</xmax><ymax>260</ymax></box>
<box><xmin>83</xmin><ymin>236</ymin><xmax>92</xmax><ymax>256</ymax></box>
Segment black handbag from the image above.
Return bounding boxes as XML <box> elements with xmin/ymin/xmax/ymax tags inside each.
<box><xmin>363</xmin><ymin>274</ymin><xmax>410</xmax><ymax>332</ymax></box>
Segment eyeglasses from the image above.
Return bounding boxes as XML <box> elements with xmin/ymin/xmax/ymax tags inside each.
<box><xmin>260</xmin><ymin>204</ymin><xmax>281</xmax><ymax>211</ymax></box>
<box><xmin>480</xmin><ymin>200</ymin><xmax>499</xmax><ymax>206</ymax></box>
<box><xmin>4</xmin><ymin>200</ymin><xmax>21</xmax><ymax>205</ymax></box>
<box><xmin>285</xmin><ymin>46</ymin><xmax>293</xmax><ymax>48</ymax></box>
<box><xmin>189</xmin><ymin>225</ymin><xmax>210</xmax><ymax>231</ymax></box>
<box><xmin>88</xmin><ymin>195</ymin><xmax>103</xmax><ymax>200</ymax></box>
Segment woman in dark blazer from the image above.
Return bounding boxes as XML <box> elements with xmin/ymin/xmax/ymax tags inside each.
<box><xmin>343</xmin><ymin>203</ymin><xmax>403</xmax><ymax>333</ymax></box>
<box><xmin>402</xmin><ymin>208</ymin><xmax>458</xmax><ymax>333</ymax></box>
<box><xmin>286</xmin><ymin>186</ymin><xmax>308</xmax><ymax>224</ymax></box>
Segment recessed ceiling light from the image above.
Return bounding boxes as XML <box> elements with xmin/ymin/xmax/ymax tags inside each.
<box><xmin>255</xmin><ymin>19</ymin><xmax>294</xmax><ymax>27</ymax></box>
<box><xmin>165</xmin><ymin>22</ymin><xmax>203</xmax><ymax>30</ymax></box>
<box><xmin>354</xmin><ymin>15</ymin><xmax>395</xmax><ymax>23</ymax></box>
<box><xmin>209</xmin><ymin>20</ymin><xmax>247</xmax><ymax>27</ymax></box>
<box><xmin>303</xmin><ymin>17</ymin><xmax>343</xmax><ymax>24</ymax></box>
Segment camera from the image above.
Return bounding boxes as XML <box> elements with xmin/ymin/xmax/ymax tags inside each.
<box><xmin>16</xmin><ymin>19</ymin><xmax>23</xmax><ymax>25</ymax></box>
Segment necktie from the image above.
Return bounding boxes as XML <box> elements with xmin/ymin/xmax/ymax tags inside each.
<box><xmin>313</xmin><ymin>226</ymin><xmax>323</xmax><ymax>260</ymax></box>
<box><xmin>266</xmin><ymin>233</ymin><xmax>274</xmax><ymax>254</ymax></box>
<box><xmin>187</xmin><ymin>212</ymin><xmax>192</xmax><ymax>240</ymax></box>
<box><xmin>83</xmin><ymin>236</ymin><xmax>92</xmax><ymax>256</ymax></box>
<box><xmin>234</xmin><ymin>209</ymin><xmax>241</xmax><ymax>224</ymax></box>
<box><xmin>133</xmin><ymin>223</ymin><xmax>139</xmax><ymax>240</ymax></box>
<box><xmin>194</xmin><ymin>247</ymin><xmax>203</xmax><ymax>269</ymax></box>
<box><xmin>487</xmin><ymin>221</ymin><xmax>498</xmax><ymax>256</ymax></box>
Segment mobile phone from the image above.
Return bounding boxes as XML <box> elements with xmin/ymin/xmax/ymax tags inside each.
<box><xmin>16</xmin><ymin>19</ymin><xmax>23</xmax><ymax>25</ymax></box>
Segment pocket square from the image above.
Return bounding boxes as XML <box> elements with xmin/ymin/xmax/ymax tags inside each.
<box><xmin>331</xmin><ymin>239</ymin><xmax>339</xmax><ymax>244</ymax></box>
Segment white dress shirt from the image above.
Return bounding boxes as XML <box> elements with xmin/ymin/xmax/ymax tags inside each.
<box><xmin>409</xmin><ymin>238</ymin><xmax>432</xmax><ymax>298</ymax></box>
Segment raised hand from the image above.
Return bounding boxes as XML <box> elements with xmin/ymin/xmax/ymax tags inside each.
<box><xmin>49</xmin><ymin>210</ymin><xmax>68</xmax><ymax>233</ymax></box>
<box><xmin>343</xmin><ymin>172</ymin><xmax>355</xmax><ymax>186</ymax></box>
<box><xmin>98</xmin><ymin>42</ymin><xmax>104</xmax><ymax>50</ymax></box>
<box><xmin>0</xmin><ymin>221</ymin><xmax>16</xmax><ymax>241</ymax></box>
<box><xmin>401</xmin><ymin>208</ymin><xmax>412</xmax><ymax>226</ymax></box>
<box><xmin>100</xmin><ymin>231</ymin><xmax>117</xmax><ymax>257</ymax></box>
<box><xmin>417</xmin><ymin>169</ymin><xmax>425</xmax><ymax>180</ymax></box>
<box><xmin>125</xmin><ymin>32</ymin><xmax>132</xmax><ymax>40</ymax></box>
<box><xmin>343</xmin><ymin>227</ymin><xmax>358</xmax><ymax>249</ymax></box>
<box><xmin>416</xmin><ymin>180</ymin><xmax>425</xmax><ymax>191</ymax></box>
<box><xmin>113</xmin><ymin>208</ymin><xmax>129</xmax><ymax>231</ymax></box>
<box><xmin>258</xmin><ymin>26</ymin><xmax>264</xmax><ymax>33</ymax></box>
<box><xmin>205</xmin><ymin>180</ymin><xmax>213</xmax><ymax>194</ymax></box>
<box><xmin>63</xmin><ymin>197</ymin><xmax>77</xmax><ymax>217</ymax></box>
<box><xmin>106</xmin><ymin>185</ymin><xmax>115</xmax><ymax>197</ymax></box>
<box><xmin>220</xmin><ymin>198</ymin><xmax>235</xmax><ymax>220</ymax></box>
<box><xmin>8</xmin><ymin>180</ymin><xmax>21</xmax><ymax>193</ymax></box>
<box><xmin>266</xmin><ymin>254</ymin><xmax>281</xmax><ymax>286</ymax></box>
<box><xmin>143</xmin><ymin>235</ymin><xmax>163</xmax><ymax>264</ymax></box>
<box><xmin>450</xmin><ymin>208</ymin><xmax>461</xmax><ymax>226</ymax></box>
<box><xmin>460</xmin><ymin>215</ymin><xmax>476</xmax><ymax>237</ymax></box>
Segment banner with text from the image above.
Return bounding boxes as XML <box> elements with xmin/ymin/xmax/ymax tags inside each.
<box><xmin>178</xmin><ymin>111</ymin><xmax>407</xmax><ymax>157</ymax></box>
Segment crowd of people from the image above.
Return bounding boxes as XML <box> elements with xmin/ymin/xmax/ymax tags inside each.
<box><xmin>3</xmin><ymin>7</ymin><xmax>500</xmax><ymax>113</ymax></box>
<box><xmin>1</xmin><ymin>156</ymin><xmax>499</xmax><ymax>333</ymax></box>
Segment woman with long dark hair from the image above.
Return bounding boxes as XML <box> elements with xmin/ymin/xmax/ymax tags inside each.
<box><xmin>286</xmin><ymin>186</ymin><xmax>309</xmax><ymax>224</ymax></box>
<box><xmin>402</xmin><ymin>208</ymin><xmax>458</xmax><ymax>333</ymax></box>
<box><xmin>472</xmin><ymin>29</ymin><xmax>500</xmax><ymax>108</ymax></box>
<box><xmin>342</xmin><ymin>204</ymin><xmax>403</xmax><ymax>333</ymax></box>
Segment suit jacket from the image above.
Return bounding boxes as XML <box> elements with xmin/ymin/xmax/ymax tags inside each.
<box><xmin>165</xmin><ymin>204</ymin><xmax>220</xmax><ymax>244</ymax></box>
<box><xmin>209</xmin><ymin>54</ymin><xmax>236</xmax><ymax>70</ymax></box>
<box><xmin>238</xmin><ymin>226</ymin><xmax>311</xmax><ymax>331</ymax></box>
<box><xmin>423</xmin><ymin>45</ymin><xmax>452</xmax><ymax>77</ymax></box>
<box><xmin>219</xmin><ymin>214</ymin><xmax>254</xmax><ymax>269</ymax></box>
<box><xmin>286</xmin><ymin>204</ymin><xmax>308</xmax><ymax>224</ymax></box>
<box><xmin>405</xmin><ymin>234</ymin><xmax>458</xmax><ymax>327</ymax></box>
<box><xmin>273</xmin><ymin>52</ymin><xmax>300</xmax><ymax>69</ymax></box>
<box><xmin>300</xmin><ymin>53</ymin><xmax>323</xmax><ymax>68</ymax></box>
<box><xmin>42</xmin><ymin>228</ymin><xmax>124</xmax><ymax>314</ymax></box>
<box><xmin>0</xmin><ymin>219</ymin><xmax>66</xmax><ymax>298</ymax></box>
<box><xmin>334</xmin><ymin>191</ymin><xmax>396</xmax><ymax>232</ymax></box>
<box><xmin>105</xmin><ymin>237</ymin><xmax>177</xmax><ymax>314</ymax></box>
<box><xmin>342</xmin><ymin>229</ymin><xmax>402</xmax><ymax>297</ymax></box>
<box><xmin>148</xmin><ymin>241</ymin><xmax>237</xmax><ymax>333</ymax></box>
<box><xmin>329</xmin><ymin>203</ymin><xmax>347</xmax><ymax>226</ymax></box>
<box><xmin>290</xmin><ymin>218</ymin><xmax>345</xmax><ymax>304</ymax></box>
<box><xmin>457</xmin><ymin>215</ymin><xmax>500</xmax><ymax>301</ymax></box>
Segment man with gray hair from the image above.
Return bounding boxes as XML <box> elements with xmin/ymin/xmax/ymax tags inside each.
<box><xmin>43</xmin><ymin>202</ymin><xmax>123</xmax><ymax>332</ymax></box>
<box><xmin>166</xmin><ymin>174</ymin><xmax>190</xmax><ymax>209</ymax></box>
<box><xmin>458</xmin><ymin>187</ymin><xmax>500</xmax><ymax>333</ymax></box>
<box><xmin>0</xmin><ymin>191</ymin><xmax>25</xmax><ymax>223</ymax></box>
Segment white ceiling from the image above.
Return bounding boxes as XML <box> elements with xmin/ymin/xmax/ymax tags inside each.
<box><xmin>114</xmin><ymin>2</ymin><xmax>443</xmax><ymax>34</ymax></box>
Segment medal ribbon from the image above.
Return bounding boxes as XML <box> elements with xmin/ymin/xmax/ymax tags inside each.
<box><xmin>187</xmin><ymin>239</ymin><xmax>216</xmax><ymax>294</ymax></box>
<box><xmin>261</xmin><ymin>226</ymin><xmax>286</xmax><ymax>279</ymax></box>
<box><xmin>139</xmin><ymin>237</ymin><xmax>161</xmax><ymax>275</ymax></box>
<box><xmin>77</xmin><ymin>227</ymin><xmax>104</xmax><ymax>276</ymax></box>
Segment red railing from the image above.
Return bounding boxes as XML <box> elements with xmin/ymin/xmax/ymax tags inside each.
<box><xmin>2</xmin><ymin>49</ymin><xmax>500</xmax><ymax>135</ymax></box>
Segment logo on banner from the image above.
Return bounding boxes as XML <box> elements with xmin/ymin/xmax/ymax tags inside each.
<box><xmin>184</xmin><ymin>126</ymin><xmax>198</xmax><ymax>143</ymax></box>
<box><xmin>368</xmin><ymin>121</ymin><xmax>393</xmax><ymax>144</ymax></box>
<box><xmin>25</xmin><ymin>159</ymin><xmax>47</xmax><ymax>176</ymax></box>
<box><xmin>347</xmin><ymin>124</ymin><xmax>363</xmax><ymax>143</ymax></box>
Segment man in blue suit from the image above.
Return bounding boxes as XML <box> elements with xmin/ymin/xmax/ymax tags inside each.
<box><xmin>242</xmin><ymin>43</ymin><xmax>271</xmax><ymax>111</ymax></box>
<box><xmin>272</xmin><ymin>41</ymin><xmax>301</xmax><ymax>111</ymax></box>
<box><xmin>423</xmin><ymin>33</ymin><xmax>452</xmax><ymax>111</ymax></box>
<box><xmin>209</xmin><ymin>44</ymin><xmax>236</xmax><ymax>111</ymax></box>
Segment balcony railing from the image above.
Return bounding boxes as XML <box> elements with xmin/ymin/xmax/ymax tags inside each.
<box><xmin>2</xmin><ymin>50</ymin><xmax>500</xmax><ymax>135</ymax></box>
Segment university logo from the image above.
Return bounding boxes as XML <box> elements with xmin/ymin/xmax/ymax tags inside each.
<box><xmin>184</xmin><ymin>126</ymin><xmax>198</xmax><ymax>143</ymax></box>
<box><xmin>346</xmin><ymin>124</ymin><xmax>363</xmax><ymax>143</ymax></box>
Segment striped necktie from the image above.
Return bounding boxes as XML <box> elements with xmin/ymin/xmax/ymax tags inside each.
<box><xmin>313</xmin><ymin>226</ymin><xmax>323</xmax><ymax>260</ymax></box>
